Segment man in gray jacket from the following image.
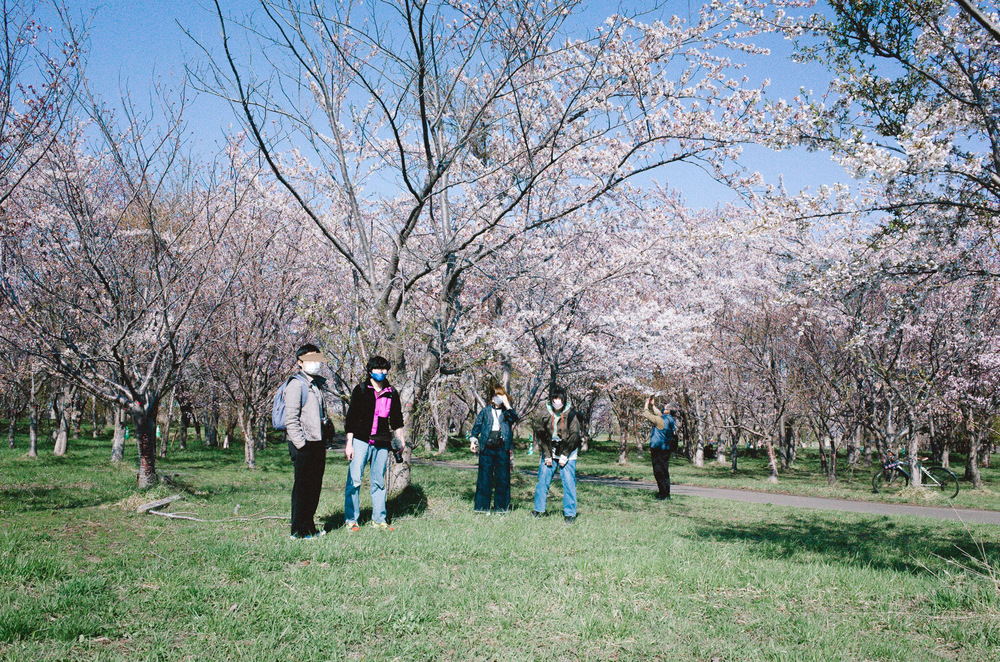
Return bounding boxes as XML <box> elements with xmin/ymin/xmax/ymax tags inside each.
<box><xmin>285</xmin><ymin>344</ymin><xmax>330</xmax><ymax>539</ymax></box>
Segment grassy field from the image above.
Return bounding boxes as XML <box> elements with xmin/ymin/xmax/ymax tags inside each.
<box><xmin>476</xmin><ymin>436</ymin><xmax>1000</xmax><ymax>512</ymax></box>
<box><xmin>2</xmin><ymin>428</ymin><xmax>1000</xmax><ymax>661</ymax></box>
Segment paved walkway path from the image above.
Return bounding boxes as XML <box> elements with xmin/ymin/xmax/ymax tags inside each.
<box><xmin>412</xmin><ymin>458</ymin><xmax>1000</xmax><ymax>526</ymax></box>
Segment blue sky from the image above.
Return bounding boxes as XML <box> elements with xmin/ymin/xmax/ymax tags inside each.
<box><xmin>41</xmin><ymin>0</ymin><xmax>850</xmax><ymax>209</ymax></box>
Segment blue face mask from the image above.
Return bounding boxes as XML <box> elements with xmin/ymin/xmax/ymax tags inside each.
<box><xmin>370</xmin><ymin>371</ymin><xmax>387</xmax><ymax>382</ymax></box>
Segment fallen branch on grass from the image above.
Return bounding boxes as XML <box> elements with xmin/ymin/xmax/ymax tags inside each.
<box><xmin>136</xmin><ymin>495</ymin><xmax>183</xmax><ymax>513</ymax></box>
<box><xmin>137</xmin><ymin>496</ymin><xmax>285</xmax><ymax>523</ymax></box>
<box><xmin>146</xmin><ymin>510</ymin><xmax>286</xmax><ymax>523</ymax></box>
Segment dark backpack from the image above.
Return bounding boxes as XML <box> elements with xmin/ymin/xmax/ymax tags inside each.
<box><xmin>271</xmin><ymin>374</ymin><xmax>311</xmax><ymax>430</ymax></box>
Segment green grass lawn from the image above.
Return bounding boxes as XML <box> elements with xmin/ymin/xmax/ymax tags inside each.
<box><xmin>2</xmin><ymin>430</ymin><xmax>1000</xmax><ymax>661</ymax></box>
<box><xmin>413</xmin><ymin>434</ymin><xmax>1000</xmax><ymax>512</ymax></box>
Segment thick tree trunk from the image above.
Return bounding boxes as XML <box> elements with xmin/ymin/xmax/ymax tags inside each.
<box><xmin>693</xmin><ymin>398</ymin><xmax>705</xmax><ymax>468</ymax></box>
<box><xmin>223</xmin><ymin>419</ymin><xmax>235</xmax><ymax>449</ymax></box>
<box><xmin>71</xmin><ymin>394</ymin><xmax>82</xmax><ymax>441</ymax></box>
<box><xmin>964</xmin><ymin>410</ymin><xmax>983</xmax><ymax>488</ymax></box>
<box><xmin>204</xmin><ymin>408</ymin><xmax>218</xmax><ymax>447</ymax></box>
<box><xmin>133</xmin><ymin>404</ymin><xmax>160</xmax><ymax>489</ymax></box>
<box><xmin>764</xmin><ymin>434</ymin><xmax>779</xmax><ymax>483</ymax></box>
<box><xmin>193</xmin><ymin>410</ymin><xmax>203</xmax><ymax>444</ymax></box>
<box><xmin>28</xmin><ymin>389</ymin><xmax>38</xmax><ymax>458</ymax></box>
<box><xmin>965</xmin><ymin>433</ymin><xmax>982</xmax><ymax>488</ymax></box>
<box><xmin>110</xmin><ymin>406</ymin><xmax>126</xmax><ymax>463</ymax></box>
<box><xmin>52</xmin><ymin>386</ymin><xmax>73</xmax><ymax>457</ymax></box>
<box><xmin>91</xmin><ymin>395</ymin><xmax>100</xmax><ymax>438</ymax></box>
<box><xmin>159</xmin><ymin>387</ymin><xmax>176</xmax><ymax>458</ymax></box>
<box><xmin>828</xmin><ymin>432</ymin><xmax>839</xmax><ymax>486</ymax></box>
<box><xmin>178</xmin><ymin>408</ymin><xmax>189</xmax><ymax>450</ymax></box>
<box><xmin>847</xmin><ymin>426</ymin><xmax>862</xmax><ymax>467</ymax></box>
<box><xmin>778</xmin><ymin>414</ymin><xmax>791</xmax><ymax>471</ymax></box>
<box><xmin>430</xmin><ymin>386</ymin><xmax>448</xmax><ymax>455</ymax></box>
<box><xmin>907</xmin><ymin>432</ymin><xmax>922</xmax><ymax>487</ymax></box>
<box><xmin>239</xmin><ymin>408</ymin><xmax>257</xmax><ymax>469</ymax></box>
<box><xmin>816</xmin><ymin>423</ymin><xmax>828</xmax><ymax>474</ymax></box>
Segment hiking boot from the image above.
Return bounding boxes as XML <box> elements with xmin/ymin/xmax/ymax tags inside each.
<box><xmin>346</xmin><ymin>521</ymin><xmax>360</xmax><ymax>532</ymax></box>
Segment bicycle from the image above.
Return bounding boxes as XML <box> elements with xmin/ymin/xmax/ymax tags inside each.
<box><xmin>871</xmin><ymin>451</ymin><xmax>959</xmax><ymax>498</ymax></box>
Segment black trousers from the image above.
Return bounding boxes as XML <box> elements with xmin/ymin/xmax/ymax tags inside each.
<box><xmin>474</xmin><ymin>446</ymin><xmax>511</xmax><ymax>512</ymax></box>
<box><xmin>650</xmin><ymin>447</ymin><xmax>672</xmax><ymax>498</ymax></box>
<box><xmin>289</xmin><ymin>439</ymin><xmax>327</xmax><ymax>536</ymax></box>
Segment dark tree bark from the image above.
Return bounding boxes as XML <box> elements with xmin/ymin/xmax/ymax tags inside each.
<box><xmin>133</xmin><ymin>403</ymin><xmax>161</xmax><ymax>489</ymax></box>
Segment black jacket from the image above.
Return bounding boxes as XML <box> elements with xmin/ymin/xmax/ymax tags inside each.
<box><xmin>344</xmin><ymin>382</ymin><xmax>405</xmax><ymax>448</ymax></box>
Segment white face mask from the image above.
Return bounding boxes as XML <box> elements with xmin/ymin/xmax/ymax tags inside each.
<box><xmin>551</xmin><ymin>399</ymin><xmax>564</xmax><ymax>411</ymax></box>
<box><xmin>492</xmin><ymin>396</ymin><xmax>504</xmax><ymax>407</ymax></box>
<box><xmin>301</xmin><ymin>361</ymin><xmax>323</xmax><ymax>375</ymax></box>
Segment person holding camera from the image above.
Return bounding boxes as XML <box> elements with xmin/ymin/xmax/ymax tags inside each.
<box><xmin>343</xmin><ymin>356</ymin><xmax>406</xmax><ymax>531</ymax></box>
<box><xmin>469</xmin><ymin>386</ymin><xmax>519</xmax><ymax>513</ymax></box>
<box><xmin>641</xmin><ymin>396</ymin><xmax>677</xmax><ymax>500</ymax></box>
<box><xmin>531</xmin><ymin>386</ymin><xmax>583</xmax><ymax>523</ymax></box>
<box><xmin>284</xmin><ymin>344</ymin><xmax>333</xmax><ymax>540</ymax></box>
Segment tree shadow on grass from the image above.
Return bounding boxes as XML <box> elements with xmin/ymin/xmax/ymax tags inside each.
<box><xmin>0</xmin><ymin>485</ymin><xmax>110</xmax><ymax>511</ymax></box>
<box><xmin>321</xmin><ymin>483</ymin><xmax>428</xmax><ymax>531</ymax></box>
<box><xmin>685</xmin><ymin>512</ymin><xmax>1000</xmax><ymax>574</ymax></box>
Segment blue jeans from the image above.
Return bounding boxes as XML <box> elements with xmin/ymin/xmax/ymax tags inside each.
<box><xmin>344</xmin><ymin>439</ymin><xmax>389</xmax><ymax>524</ymax></box>
<box><xmin>474</xmin><ymin>446</ymin><xmax>511</xmax><ymax>512</ymax></box>
<box><xmin>534</xmin><ymin>458</ymin><xmax>577</xmax><ymax>517</ymax></box>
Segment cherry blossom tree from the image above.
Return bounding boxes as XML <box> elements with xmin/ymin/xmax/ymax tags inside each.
<box><xmin>0</xmin><ymin>88</ymin><xmax>264</xmax><ymax>486</ymax></box>
<box><xmin>195</xmin><ymin>0</ymin><xmax>808</xmax><ymax>487</ymax></box>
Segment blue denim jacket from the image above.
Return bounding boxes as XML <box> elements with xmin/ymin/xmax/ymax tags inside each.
<box><xmin>469</xmin><ymin>406</ymin><xmax>519</xmax><ymax>452</ymax></box>
<box><xmin>649</xmin><ymin>414</ymin><xmax>675</xmax><ymax>450</ymax></box>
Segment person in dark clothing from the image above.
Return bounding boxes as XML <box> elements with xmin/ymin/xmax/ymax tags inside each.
<box><xmin>343</xmin><ymin>356</ymin><xmax>406</xmax><ymax>530</ymax></box>
<box><xmin>641</xmin><ymin>396</ymin><xmax>677</xmax><ymax>499</ymax></box>
<box><xmin>469</xmin><ymin>386</ymin><xmax>519</xmax><ymax>513</ymax></box>
<box><xmin>285</xmin><ymin>344</ymin><xmax>331</xmax><ymax>539</ymax></box>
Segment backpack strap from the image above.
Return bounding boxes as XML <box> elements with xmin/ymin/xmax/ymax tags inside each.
<box><xmin>286</xmin><ymin>374</ymin><xmax>310</xmax><ymax>410</ymax></box>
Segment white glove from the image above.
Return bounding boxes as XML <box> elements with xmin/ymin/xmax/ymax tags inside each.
<box><xmin>558</xmin><ymin>454</ymin><xmax>568</xmax><ymax>467</ymax></box>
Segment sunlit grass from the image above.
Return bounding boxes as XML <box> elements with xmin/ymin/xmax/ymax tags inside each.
<box><xmin>2</xmin><ymin>429</ymin><xmax>1000</xmax><ymax>660</ymax></box>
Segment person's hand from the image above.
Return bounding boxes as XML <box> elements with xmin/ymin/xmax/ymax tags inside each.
<box><xmin>345</xmin><ymin>443</ymin><xmax>354</xmax><ymax>461</ymax></box>
<box><xmin>544</xmin><ymin>457</ymin><xmax>553</xmax><ymax>467</ymax></box>
<box><xmin>501</xmin><ymin>394</ymin><xmax>511</xmax><ymax>409</ymax></box>
<box><xmin>645</xmin><ymin>396</ymin><xmax>653</xmax><ymax>410</ymax></box>
<box><xmin>558</xmin><ymin>454</ymin><xmax>568</xmax><ymax>467</ymax></box>
<box><xmin>470</xmin><ymin>438</ymin><xmax>479</xmax><ymax>454</ymax></box>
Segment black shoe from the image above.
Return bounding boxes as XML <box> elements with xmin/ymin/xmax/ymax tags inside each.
<box><xmin>564</xmin><ymin>515</ymin><xmax>576</xmax><ymax>523</ymax></box>
<box><xmin>532</xmin><ymin>510</ymin><xmax>544</xmax><ymax>518</ymax></box>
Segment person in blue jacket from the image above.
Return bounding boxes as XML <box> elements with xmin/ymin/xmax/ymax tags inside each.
<box><xmin>641</xmin><ymin>396</ymin><xmax>677</xmax><ymax>500</ymax></box>
<box><xmin>469</xmin><ymin>386</ymin><xmax>519</xmax><ymax>513</ymax></box>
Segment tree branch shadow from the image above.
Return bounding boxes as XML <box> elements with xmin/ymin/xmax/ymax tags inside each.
<box><xmin>685</xmin><ymin>512</ymin><xmax>1000</xmax><ymax>574</ymax></box>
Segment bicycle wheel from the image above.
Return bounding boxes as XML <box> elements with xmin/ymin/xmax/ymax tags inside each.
<box><xmin>872</xmin><ymin>467</ymin><xmax>909</xmax><ymax>494</ymax></box>
<box><xmin>924</xmin><ymin>466</ymin><xmax>959</xmax><ymax>498</ymax></box>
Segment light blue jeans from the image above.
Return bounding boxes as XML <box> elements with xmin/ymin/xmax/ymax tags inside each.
<box><xmin>344</xmin><ymin>439</ymin><xmax>389</xmax><ymax>524</ymax></box>
<box><xmin>534</xmin><ymin>458</ymin><xmax>577</xmax><ymax>517</ymax></box>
